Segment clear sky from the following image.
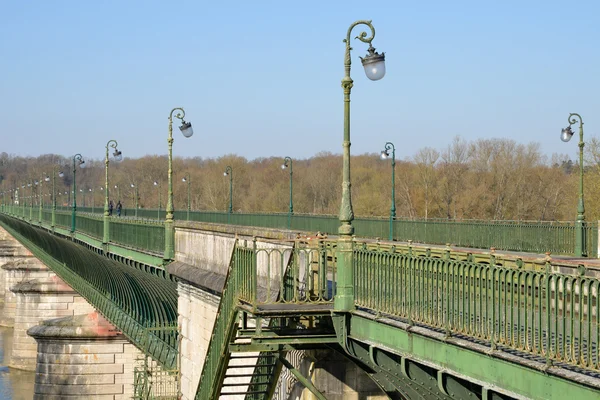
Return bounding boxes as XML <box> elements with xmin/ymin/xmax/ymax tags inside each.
<box><xmin>1</xmin><ymin>0</ymin><xmax>598</xmax><ymax>162</ymax></box>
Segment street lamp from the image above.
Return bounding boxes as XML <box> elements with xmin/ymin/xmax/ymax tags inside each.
<box><xmin>104</xmin><ymin>140</ymin><xmax>122</xmax><ymax>245</ymax></box>
<box><xmin>46</xmin><ymin>169</ymin><xmax>64</xmax><ymax>230</ymax></box>
<box><xmin>36</xmin><ymin>177</ymin><xmax>43</xmax><ymax>224</ymax></box>
<box><xmin>164</xmin><ymin>107</ymin><xmax>194</xmax><ymax>261</ymax></box>
<box><xmin>154</xmin><ymin>181</ymin><xmax>162</xmax><ymax>220</ymax></box>
<box><xmin>89</xmin><ymin>188</ymin><xmax>94</xmax><ymax>213</ymax></box>
<box><xmin>130</xmin><ymin>183</ymin><xmax>138</xmax><ymax>217</ymax></box>
<box><xmin>28</xmin><ymin>181</ymin><xmax>34</xmax><ymax>222</ymax></box>
<box><xmin>71</xmin><ymin>154</ymin><xmax>85</xmax><ymax>234</ymax></box>
<box><xmin>224</xmin><ymin>166</ymin><xmax>233</xmax><ymax>223</ymax></box>
<box><xmin>182</xmin><ymin>174</ymin><xmax>191</xmax><ymax>221</ymax></box>
<box><xmin>380</xmin><ymin>142</ymin><xmax>396</xmax><ymax>241</ymax></box>
<box><xmin>281</xmin><ymin>157</ymin><xmax>293</xmax><ymax>229</ymax></box>
<box><xmin>561</xmin><ymin>113</ymin><xmax>587</xmax><ymax>257</ymax></box>
<box><xmin>114</xmin><ymin>185</ymin><xmax>120</xmax><ymax>203</ymax></box>
<box><xmin>336</xmin><ymin>20</ymin><xmax>386</xmax><ymax>312</ymax></box>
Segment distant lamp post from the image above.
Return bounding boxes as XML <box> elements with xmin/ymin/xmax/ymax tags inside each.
<box><xmin>154</xmin><ymin>181</ymin><xmax>162</xmax><ymax>220</ymax></box>
<box><xmin>336</xmin><ymin>20</ymin><xmax>386</xmax><ymax>313</ymax></box>
<box><xmin>104</xmin><ymin>140</ymin><xmax>122</xmax><ymax>245</ymax></box>
<box><xmin>561</xmin><ymin>113</ymin><xmax>587</xmax><ymax>257</ymax></box>
<box><xmin>28</xmin><ymin>181</ymin><xmax>34</xmax><ymax>222</ymax></box>
<box><xmin>46</xmin><ymin>169</ymin><xmax>64</xmax><ymax>229</ymax></box>
<box><xmin>71</xmin><ymin>154</ymin><xmax>85</xmax><ymax>234</ymax></box>
<box><xmin>89</xmin><ymin>188</ymin><xmax>94</xmax><ymax>213</ymax></box>
<box><xmin>164</xmin><ymin>107</ymin><xmax>193</xmax><ymax>261</ymax></box>
<box><xmin>130</xmin><ymin>183</ymin><xmax>138</xmax><ymax>217</ymax></box>
<box><xmin>36</xmin><ymin>177</ymin><xmax>43</xmax><ymax>224</ymax></box>
<box><xmin>114</xmin><ymin>185</ymin><xmax>120</xmax><ymax>202</ymax></box>
<box><xmin>380</xmin><ymin>142</ymin><xmax>396</xmax><ymax>241</ymax></box>
<box><xmin>224</xmin><ymin>166</ymin><xmax>233</xmax><ymax>223</ymax></box>
<box><xmin>281</xmin><ymin>157</ymin><xmax>293</xmax><ymax>229</ymax></box>
<box><xmin>182</xmin><ymin>174</ymin><xmax>191</xmax><ymax>221</ymax></box>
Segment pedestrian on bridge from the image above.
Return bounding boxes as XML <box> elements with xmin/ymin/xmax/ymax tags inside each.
<box><xmin>116</xmin><ymin>201</ymin><xmax>122</xmax><ymax>217</ymax></box>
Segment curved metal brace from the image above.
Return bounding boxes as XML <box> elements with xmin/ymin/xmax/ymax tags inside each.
<box><xmin>437</xmin><ymin>370</ymin><xmax>450</xmax><ymax>396</ymax></box>
<box><xmin>169</xmin><ymin>107</ymin><xmax>185</xmax><ymax>122</ymax></box>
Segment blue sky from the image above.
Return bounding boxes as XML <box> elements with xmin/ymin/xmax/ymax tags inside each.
<box><xmin>1</xmin><ymin>1</ymin><xmax>598</xmax><ymax>162</ymax></box>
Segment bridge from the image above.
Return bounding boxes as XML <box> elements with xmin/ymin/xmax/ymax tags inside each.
<box><xmin>0</xmin><ymin>203</ymin><xmax>599</xmax><ymax>400</ymax></box>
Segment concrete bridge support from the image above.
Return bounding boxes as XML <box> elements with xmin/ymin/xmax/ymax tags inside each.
<box><xmin>28</xmin><ymin>311</ymin><xmax>144</xmax><ymax>400</ymax></box>
<box><xmin>10</xmin><ymin>275</ymin><xmax>96</xmax><ymax>370</ymax></box>
<box><xmin>0</xmin><ymin>258</ymin><xmax>51</xmax><ymax>327</ymax></box>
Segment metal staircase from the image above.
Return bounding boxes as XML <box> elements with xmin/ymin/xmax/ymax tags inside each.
<box><xmin>195</xmin><ymin>240</ymin><xmax>336</xmax><ymax>400</ymax></box>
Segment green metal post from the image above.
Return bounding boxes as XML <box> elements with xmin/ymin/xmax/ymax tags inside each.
<box><xmin>37</xmin><ymin>176</ymin><xmax>43</xmax><ymax>225</ymax></box>
<box><xmin>104</xmin><ymin>140</ymin><xmax>121</xmax><ymax>246</ymax></box>
<box><xmin>562</xmin><ymin>113</ymin><xmax>587</xmax><ymax>257</ymax></box>
<box><xmin>90</xmin><ymin>189</ymin><xmax>94</xmax><ymax>213</ymax></box>
<box><xmin>154</xmin><ymin>181</ymin><xmax>161</xmax><ymax>220</ymax></box>
<box><xmin>71</xmin><ymin>154</ymin><xmax>84</xmax><ymax>234</ymax></box>
<box><xmin>115</xmin><ymin>185</ymin><xmax>120</xmax><ymax>203</ymax></box>
<box><xmin>381</xmin><ymin>142</ymin><xmax>396</xmax><ymax>240</ymax></box>
<box><xmin>224</xmin><ymin>166</ymin><xmax>233</xmax><ymax>224</ymax></box>
<box><xmin>182</xmin><ymin>173</ymin><xmax>191</xmax><ymax>221</ymax></box>
<box><xmin>283</xmin><ymin>157</ymin><xmax>293</xmax><ymax>229</ymax></box>
<box><xmin>29</xmin><ymin>181</ymin><xmax>33</xmax><ymax>222</ymax></box>
<box><xmin>335</xmin><ymin>20</ymin><xmax>385</xmax><ymax>312</ymax></box>
<box><xmin>51</xmin><ymin>170</ymin><xmax>56</xmax><ymax>230</ymax></box>
<box><xmin>164</xmin><ymin>107</ymin><xmax>193</xmax><ymax>261</ymax></box>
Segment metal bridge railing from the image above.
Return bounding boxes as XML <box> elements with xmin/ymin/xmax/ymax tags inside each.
<box><xmin>354</xmin><ymin>244</ymin><xmax>600</xmax><ymax>371</ymax></box>
<box><xmin>109</xmin><ymin>218</ymin><xmax>165</xmax><ymax>254</ymax></box>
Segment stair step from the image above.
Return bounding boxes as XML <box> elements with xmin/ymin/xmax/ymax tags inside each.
<box><xmin>220</xmin><ymin>390</ymin><xmax>268</xmax><ymax>396</ymax></box>
<box><xmin>229</xmin><ymin>354</ymin><xmax>261</xmax><ymax>359</ymax></box>
<box><xmin>225</xmin><ymin>373</ymin><xmax>272</xmax><ymax>378</ymax></box>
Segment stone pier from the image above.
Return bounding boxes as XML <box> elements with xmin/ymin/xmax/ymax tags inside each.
<box><xmin>0</xmin><ymin>258</ymin><xmax>52</xmax><ymax>327</ymax></box>
<box><xmin>10</xmin><ymin>275</ymin><xmax>96</xmax><ymax>370</ymax></box>
<box><xmin>28</xmin><ymin>312</ymin><xmax>144</xmax><ymax>400</ymax></box>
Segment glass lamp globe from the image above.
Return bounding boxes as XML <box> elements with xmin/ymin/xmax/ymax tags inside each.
<box><xmin>281</xmin><ymin>164</ymin><xmax>287</xmax><ymax>169</ymax></box>
<box><xmin>130</xmin><ymin>184</ymin><xmax>135</xmax><ymax>188</ymax></box>
<box><xmin>45</xmin><ymin>176</ymin><xmax>50</xmax><ymax>182</ymax></box>
<box><xmin>360</xmin><ymin>46</ymin><xmax>386</xmax><ymax>81</ymax></box>
<box><xmin>58</xmin><ymin>171</ymin><xmax>64</xmax><ymax>178</ymax></box>
<box><xmin>113</xmin><ymin>150</ymin><xmax>123</xmax><ymax>162</ymax></box>
<box><xmin>180</xmin><ymin>121</ymin><xmax>194</xmax><ymax>138</ymax></box>
<box><xmin>561</xmin><ymin>127</ymin><xmax>573</xmax><ymax>142</ymax></box>
<box><xmin>182</xmin><ymin>177</ymin><xmax>187</xmax><ymax>182</ymax></box>
<box><xmin>223</xmin><ymin>172</ymin><xmax>228</xmax><ymax>176</ymax></box>
<box><xmin>380</xmin><ymin>150</ymin><xmax>389</xmax><ymax>160</ymax></box>
<box><xmin>79</xmin><ymin>160</ymin><xmax>86</xmax><ymax>168</ymax></box>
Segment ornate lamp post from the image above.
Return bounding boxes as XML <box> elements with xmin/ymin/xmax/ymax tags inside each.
<box><xmin>561</xmin><ymin>113</ymin><xmax>587</xmax><ymax>257</ymax></box>
<box><xmin>182</xmin><ymin>174</ymin><xmax>191</xmax><ymax>221</ymax></box>
<box><xmin>36</xmin><ymin>177</ymin><xmax>43</xmax><ymax>224</ymax></box>
<box><xmin>45</xmin><ymin>168</ymin><xmax>64</xmax><ymax>230</ymax></box>
<box><xmin>130</xmin><ymin>183</ymin><xmax>138</xmax><ymax>217</ymax></box>
<box><xmin>335</xmin><ymin>20</ymin><xmax>386</xmax><ymax>312</ymax></box>
<box><xmin>114</xmin><ymin>185</ymin><xmax>120</xmax><ymax>203</ymax></box>
<box><xmin>164</xmin><ymin>107</ymin><xmax>194</xmax><ymax>261</ymax></box>
<box><xmin>224</xmin><ymin>166</ymin><xmax>233</xmax><ymax>223</ymax></box>
<box><xmin>380</xmin><ymin>142</ymin><xmax>396</xmax><ymax>241</ymax></box>
<box><xmin>103</xmin><ymin>140</ymin><xmax>122</xmax><ymax>245</ymax></box>
<box><xmin>28</xmin><ymin>181</ymin><xmax>33</xmax><ymax>222</ymax></box>
<box><xmin>154</xmin><ymin>181</ymin><xmax>162</xmax><ymax>220</ymax></box>
<box><xmin>71</xmin><ymin>154</ymin><xmax>85</xmax><ymax>233</ymax></box>
<box><xmin>281</xmin><ymin>157</ymin><xmax>293</xmax><ymax>229</ymax></box>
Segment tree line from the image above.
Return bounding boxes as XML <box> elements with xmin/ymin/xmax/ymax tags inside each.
<box><xmin>0</xmin><ymin>136</ymin><xmax>596</xmax><ymax>222</ymax></box>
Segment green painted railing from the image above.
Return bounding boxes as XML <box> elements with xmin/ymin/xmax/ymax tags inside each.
<box><xmin>54</xmin><ymin>211</ymin><xmax>71</xmax><ymax>229</ymax></box>
<box><xmin>354</xmin><ymin>244</ymin><xmax>600</xmax><ymax>371</ymax></box>
<box><xmin>109</xmin><ymin>217</ymin><xmax>165</xmax><ymax>254</ymax></box>
<box><xmin>76</xmin><ymin>214</ymin><xmax>104</xmax><ymax>239</ymax></box>
<box><xmin>76</xmin><ymin>207</ymin><xmax>599</xmax><ymax>257</ymax></box>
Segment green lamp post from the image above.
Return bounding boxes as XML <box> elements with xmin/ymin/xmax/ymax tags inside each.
<box><xmin>281</xmin><ymin>157</ymin><xmax>293</xmax><ymax>229</ymax></box>
<box><xmin>335</xmin><ymin>20</ymin><xmax>386</xmax><ymax>312</ymax></box>
<box><xmin>163</xmin><ymin>107</ymin><xmax>194</xmax><ymax>260</ymax></box>
<box><xmin>153</xmin><ymin>181</ymin><xmax>162</xmax><ymax>220</ymax></box>
<box><xmin>561</xmin><ymin>113</ymin><xmax>587</xmax><ymax>257</ymax></box>
<box><xmin>103</xmin><ymin>140</ymin><xmax>122</xmax><ymax>245</ymax></box>
<box><xmin>45</xmin><ymin>168</ymin><xmax>64</xmax><ymax>230</ymax></box>
<box><xmin>20</xmin><ymin>185</ymin><xmax>25</xmax><ymax>218</ymax></box>
<box><xmin>224</xmin><ymin>166</ymin><xmax>233</xmax><ymax>223</ymax></box>
<box><xmin>182</xmin><ymin>174</ymin><xmax>191</xmax><ymax>221</ymax></box>
<box><xmin>36</xmin><ymin>177</ymin><xmax>43</xmax><ymax>225</ymax></box>
<box><xmin>130</xmin><ymin>183</ymin><xmax>138</xmax><ymax>217</ymax></box>
<box><xmin>380</xmin><ymin>142</ymin><xmax>396</xmax><ymax>241</ymax></box>
<box><xmin>28</xmin><ymin>181</ymin><xmax>33</xmax><ymax>222</ymax></box>
<box><xmin>71</xmin><ymin>154</ymin><xmax>85</xmax><ymax>234</ymax></box>
<box><xmin>89</xmin><ymin>188</ymin><xmax>94</xmax><ymax>213</ymax></box>
<box><xmin>114</xmin><ymin>185</ymin><xmax>120</xmax><ymax>203</ymax></box>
